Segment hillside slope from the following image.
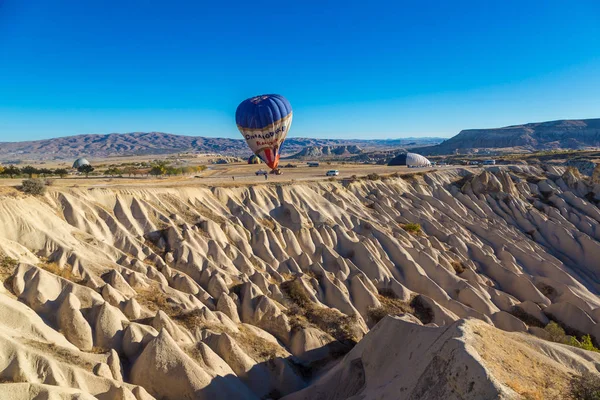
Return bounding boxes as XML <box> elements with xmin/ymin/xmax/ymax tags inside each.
<box><xmin>1</xmin><ymin>166</ymin><xmax>600</xmax><ymax>398</ymax></box>
<box><xmin>416</xmin><ymin>118</ymin><xmax>600</xmax><ymax>155</ymax></box>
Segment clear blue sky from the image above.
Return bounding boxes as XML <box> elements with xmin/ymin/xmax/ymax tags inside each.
<box><xmin>0</xmin><ymin>0</ymin><xmax>599</xmax><ymax>141</ymax></box>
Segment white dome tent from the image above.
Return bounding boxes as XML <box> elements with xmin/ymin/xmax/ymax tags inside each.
<box><xmin>72</xmin><ymin>158</ymin><xmax>90</xmax><ymax>169</ymax></box>
<box><xmin>388</xmin><ymin>152</ymin><xmax>431</xmax><ymax>168</ymax></box>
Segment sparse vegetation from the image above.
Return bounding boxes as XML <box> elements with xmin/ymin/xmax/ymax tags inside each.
<box><xmin>367</xmin><ymin>292</ymin><xmax>414</xmax><ymax>325</ymax></box>
<box><xmin>569</xmin><ymin>372</ymin><xmax>600</xmax><ymax>400</ymax></box>
<box><xmin>450</xmin><ymin>261</ymin><xmax>466</xmax><ymax>274</ymax></box>
<box><xmin>366</xmin><ymin>173</ymin><xmax>381</xmax><ymax>181</ymax></box>
<box><xmin>136</xmin><ymin>285</ymin><xmax>185</xmax><ymax>316</ymax></box>
<box><xmin>543</xmin><ymin>321</ymin><xmax>600</xmax><ymax>352</ymax></box>
<box><xmin>401</xmin><ymin>223</ymin><xmax>422</xmax><ymax>235</ymax></box>
<box><xmin>0</xmin><ymin>254</ymin><xmax>18</xmax><ymax>285</ymax></box>
<box><xmin>537</xmin><ymin>282</ymin><xmax>557</xmax><ymax>299</ymax></box>
<box><xmin>510</xmin><ymin>306</ymin><xmax>545</xmax><ymax>328</ymax></box>
<box><xmin>410</xmin><ymin>295</ymin><xmax>434</xmax><ymax>324</ymax></box>
<box><xmin>38</xmin><ymin>261</ymin><xmax>82</xmax><ymax>284</ymax></box>
<box><xmin>20</xmin><ymin>178</ymin><xmax>47</xmax><ymax>195</ymax></box>
<box><xmin>175</xmin><ymin>309</ymin><xmax>285</xmax><ymax>362</ymax></box>
<box><xmin>282</xmin><ymin>277</ymin><xmax>360</xmax><ymax>344</ymax></box>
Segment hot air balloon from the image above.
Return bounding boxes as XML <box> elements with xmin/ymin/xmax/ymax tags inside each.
<box><xmin>236</xmin><ymin>94</ymin><xmax>292</xmax><ymax>171</ymax></box>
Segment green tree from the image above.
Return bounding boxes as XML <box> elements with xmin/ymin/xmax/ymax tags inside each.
<box><xmin>78</xmin><ymin>164</ymin><xmax>94</xmax><ymax>177</ymax></box>
<box><xmin>2</xmin><ymin>165</ymin><xmax>21</xmax><ymax>178</ymax></box>
<box><xmin>21</xmin><ymin>165</ymin><xmax>38</xmax><ymax>178</ymax></box>
<box><xmin>149</xmin><ymin>165</ymin><xmax>166</xmax><ymax>177</ymax></box>
<box><xmin>105</xmin><ymin>167</ymin><xmax>123</xmax><ymax>177</ymax></box>
<box><xmin>123</xmin><ymin>166</ymin><xmax>137</xmax><ymax>177</ymax></box>
<box><xmin>54</xmin><ymin>168</ymin><xmax>69</xmax><ymax>178</ymax></box>
<box><xmin>166</xmin><ymin>166</ymin><xmax>182</xmax><ymax>176</ymax></box>
<box><xmin>38</xmin><ymin>168</ymin><xmax>53</xmax><ymax>177</ymax></box>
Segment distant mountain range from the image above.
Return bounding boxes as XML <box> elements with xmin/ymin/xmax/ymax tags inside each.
<box><xmin>4</xmin><ymin>118</ymin><xmax>595</xmax><ymax>162</ymax></box>
<box><xmin>414</xmin><ymin>118</ymin><xmax>600</xmax><ymax>155</ymax></box>
<box><xmin>0</xmin><ymin>132</ymin><xmax>444</xmax><ymax>161</ymax></box>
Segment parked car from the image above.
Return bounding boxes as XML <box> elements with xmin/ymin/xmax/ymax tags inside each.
<box><xmin>255</xmin><ymin>169</ymin><xmax>268</xmax><ymax>176</ymax></box>
<box><xmin>307</xmin><ymin>162</ymin><xmax>320</xmax><ymax>167</ymax></box>
<box><xmin>326</xmin><ymin>170</ymin><xmax>339</xmax><ymax>176</ymax></box>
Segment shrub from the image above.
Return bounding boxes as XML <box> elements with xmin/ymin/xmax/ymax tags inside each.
<box><xmin>569</xmin><ymin>335</ymin><xmax>600</xmax><ymax>353</ymax></box>
<box><xmin>20</xmin><ymin>178</ymin><xmax>47</xmax><ymax>195</ymax></box>
<box><xmin>544</xmin><ymin>322</ymin><xmax>600</xmax><ymax>352</ymax></box>
<box><xmin>544</xmin><ymin>321</ymin><xmax>569</xmax><ymax>343</ymax></box>
<box><xmin>510</xmin><ymin>306</ymin><xmax>545</xmax><ymax>328</ymax></box>
<box><xmin>401</xmin><ymin>223</ymin><xmax>422</xmax><ymax>235</ymax></box>
<box><xmin>569</xmin><ymin>372</ymin><xmax>600</xmax><ymax>400</ymax></box>
<box><xmin>45</xmin><ymin>178</ymin><xmax>55</xmax><ymax>186</ymax></box>
<box><xmin>0</xmin><ymin>255</ymin><xmax>18</xmax><ymax>279</ymax></box>
<box><xmin>366</xmin><ymin>173</ymin><xmax>381</xmax><ymax>181</ymax></box>
<box><xmin>537</xmin><ymin>282</ymin><xmax>557</xmax><ymax>299</ymax></box>
<box><xmin>410</xmin><ymin>295</ymin><xmax>434</xmax><ymax>324</ymax></box>
<box><xmin>450</xmin><ymin>261</ymin><xmax>466</xmax><ymax>274</ymax></box>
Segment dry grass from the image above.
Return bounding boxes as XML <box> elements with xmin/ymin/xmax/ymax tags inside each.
<box><xmin>177</xmin><ymin>311</ymin><xmax>286</xmax><ymax>363</ymax></box>
<box><xmin>367</xmin><ymin>293</ymin><xmax>415</xmax><ymax>325</ymax></box>
<box><xmin>24</xmin><ymin>339</ymin><xmax>96</xmax><ymax>370</ymax></box>
<box><xmin>0</xmin><ymin>254</ymin><xmax>18</xmax><ymax>292</ymax></box>
<box><xmin>135</xmin><ymin>285</ymin><xmax>183</xmax><ymax>317</ymax></box>
<box><xmin>470</xmin><ymin>322</ymin><xmax>571</xmax><ymax>400</ymax></box>
<box><xmin>38</xmin><ymin>260</ymin><xmax>83</xmax><ymax>284</ymax></box>
<box><xmin>0</xmin><ymin>254</ymin><xmax>18</xmax><ymax>280</ymax></box>
<box><xmin>281</xmin><ymin>278</ymin><xmax>360</xmax><ymax>344</ymax></box>
<box><xmin>235</xmin><ymin>325</ymin><xmax>288</xmax><ymax>362</ymax></box>
<box><xmin>258</xmin><ymin>217</ymin><xmax>277</xmax><ymax>230</ymax></box>
<box><xmin>196</xmin><ymin>205</ymin><xmax>228</xmax><ymax>224</ymax></box>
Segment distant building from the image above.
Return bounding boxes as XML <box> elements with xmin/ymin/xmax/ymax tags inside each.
<box><xmin>307</xmin><ymin>162</ymin><xmax>320</xmax><ymax>167</ymax></box>
<box><xmin>72</xmin><ymin>158</ymin><xmax>90</xmax><ymax>169</ymax></box>
<box><xmin>483</xmin><ymin>160</ymin><xmax>496</xmax><ymax>165</ymax></box>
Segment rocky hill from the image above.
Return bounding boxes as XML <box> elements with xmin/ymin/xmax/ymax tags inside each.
<box><xmin>289</xmin><ymin>145</ymin><xmax>364</xmax><ymax>158</ymax></box>
<box><xmin>415</xmin><ymin>118</ymin><xmax>600</xmax><ymax>155</ymax></box>
<box><xmin>0</xmin><ymin>132</ymin><xmax>444</xmax><ymax>162</ymax></box>
<box><xmin>1</xmin><ymin>166</ymin><xmax>600</xmax><ymax>398</ymax></box>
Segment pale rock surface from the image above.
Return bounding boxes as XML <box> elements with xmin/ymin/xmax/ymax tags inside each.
<box><xmin>1</xmin><ymin>167</ymin><xmax>600</xmax><ymax>399</ymax></box>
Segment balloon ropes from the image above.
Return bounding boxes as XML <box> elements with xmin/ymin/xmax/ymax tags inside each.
<box><xmin>236</xmin><ymin>94</ymin><xmax>292</xmax><ymax>171</ymax></box>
